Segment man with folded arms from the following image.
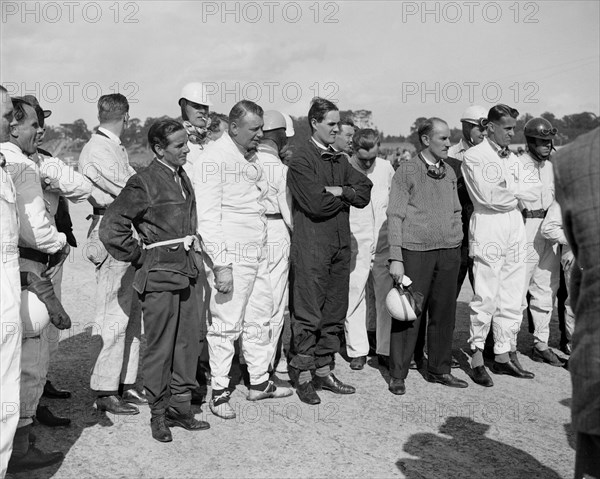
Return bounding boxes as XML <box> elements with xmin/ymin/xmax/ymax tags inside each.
<box><xmin>387</xmin><ymin>117</ymin><xmax>467</xmax><ymax>396</ymax></box>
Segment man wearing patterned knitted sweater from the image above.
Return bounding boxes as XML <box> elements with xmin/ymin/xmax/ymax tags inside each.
<box><xmin>387</xmin><ymin>118</ymin><xmax>467</xmax><ymax>396</ymax></box>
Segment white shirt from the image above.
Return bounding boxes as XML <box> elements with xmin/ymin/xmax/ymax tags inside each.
<box><xmin>517</xmin><ymin>152</ymin><xmax>555</xmax><ymax>211</ymax></box>
<box><xmin>448</xmin><ymin>138</ymin><xmax>471</xmax><ymax>162</ymax></box>
<box><xmin>256</xmin><ymin>143</ymin><xmax>292</xmax><ymax>229</ymax></box>
<box><xmin>348</xmin><ymin>156</ymin><xmax>395</xmax><ymax>255</ymax></box>
<box><xmin>78</xmin><ymin>129</ymin><xmax>135</xmax><ymax>208</ymax></box>
<box><xmin>183</xmin><ymin>141</ymin><xmax>206</xmax><ymax>182</ymax></box>
<box><xmin>193</xmin><ymin>132</ymin><xmax>268</xmax><ymax>268</ymax></box>
<box><xmin>1</xmin><ymin>142</ymin><xmax>66</xmax><ymax>254</ymax></box>
<box><xmin>38</xmin><ymin>153</ymin><xmax>92</xmax><ymax>217</ymax></box>
<box><xmin>462</xmin><ymin>139</ymin><xmax>539</xmax><ymax>214</ymax></box>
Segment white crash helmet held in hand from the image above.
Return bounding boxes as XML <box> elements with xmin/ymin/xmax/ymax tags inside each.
<box><xmin>385</xmin><ymin>276</ymin><xmax>424</xmax><ymax>321</ymax></box>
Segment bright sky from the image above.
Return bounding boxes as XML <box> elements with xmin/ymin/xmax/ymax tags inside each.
<box><xmin>2</xmin><ymin>0</ymin><xmax>598</xmax><ymax>135</ymax></box>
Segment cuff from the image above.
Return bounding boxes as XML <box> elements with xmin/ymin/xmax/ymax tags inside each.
<box><xmin>389</xmin><ymin>245</ymin><xmax>404</xmax><ymax>263</ymax></box>
<box><xmin>341</xmin><ymin>186</ymin><xmax>356</xmax><ymax>203</ymax></box>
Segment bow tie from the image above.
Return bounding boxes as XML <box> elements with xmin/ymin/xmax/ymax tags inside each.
<box><xmin>321</xmin><ymin>149</ymin><xmax>342</xmax><ymax>162</ymax></box>
<box><xmin>497</xmin><ymin>147</ymin><xmax>511</xmax><ymax>158</ymax></box>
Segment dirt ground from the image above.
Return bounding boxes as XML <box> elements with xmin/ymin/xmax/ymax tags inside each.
<box><xmin>10</xmin><ymin>200</ymin><xmax>575</xmax><ymax>479</ymax></box>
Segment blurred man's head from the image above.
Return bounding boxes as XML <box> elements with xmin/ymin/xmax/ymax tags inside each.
<box><xmin>228</xmin><ymin>100</ymin><xmax>264</xmax><ymax>153</ymax></box>
<box><xmin>208</xmin><ymin>112</ymin><xmax>229</xmax><ymax>141</ymax></box>
<box><xmin>352</xmin><ymin>128</ymin><xmax>380</xmax><ymax>171</ymax></box>
<box><xmin>261</xmin><ymin>110</ymin><xmax>288</xmax><ymax>156</ymax></box>
<box><xmin>333</xmin><ymin>118</ymin><xmax>355</xmax><ymax>154</ymax></box>
<box><xmin>1</xmin><ymin>85</ymin><xmax>14</xmax><ymax>143</ymax></box>
<box><xmin>9</xmin><ymin>98</ymin><xmax>43</xmax><ymax>155</ymax></box>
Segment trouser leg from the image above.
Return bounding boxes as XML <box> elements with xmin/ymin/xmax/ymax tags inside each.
<box><xmin>140</xmin><ymin>290</ymin><xmax>178</xmax><ymax>415</ymax></box>
<box><xmin>390</xmin><ymin>250</ymin><xmax>435</xmax><ymax>380</ymax></box>
<box><xmin>345</xmin><ymin>245</ymin><xmax>371</xmax><ymax>358</ymax></box>
<box><xmin>373</xmin><ymin>252</ymin><xmax>393</xmax><ymax>356</ymax></box>
<box><xmin>529</xmin><ymin>240</ymin><xmax>560</xmax><ymax>347</ymax></box>
<box><xmin>574</xmin><ymin>433</ymin><xmax>600</xmax><ymax>479</ymax></box>
<box><xmin>206</xmin><ymin>261</ymin><xmax>257</xmax><ymax>390</ymax></box>
<box><xmin>242</xmin><ymin>256</ymin><xmax>274</xmax><ymax>386</ymax></box>
<box><xmin>468</xmin><ymin>255</ymin><xmax>502</xmax><ymax>352</ymax></box>
<box><xmin>90</xmin><ymin>255</ymin><xmax>138</xmax><ymax>395</ymax></box>
<box><xmin>317</xmin><ymin>245</ymin><xmax>351</xmax><ymax>370</ymax></box>
<box><xmin>169</xmin><ymin>283</ymin><xmax>200</xmax><ymax>414</ymax></box>
<box><xmin>289</xmin><ymin>244</ymin><xmax>330</xmax><ymax>372</ymax></box>
<box><xmin>427</xmin><ymin>248</ymin><xmax>461</xmax><ymax>375</ymax></box>
<box><xmin>0</xmin><ymin>250</ymin><xmax>21</xmax><ymax>478</ymax></box>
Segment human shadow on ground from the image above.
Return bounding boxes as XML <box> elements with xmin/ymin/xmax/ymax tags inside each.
<box><xmin>559</xmin><ymin>397</ymin><xmax>576</xmax><ymax>450</ymax></box>
<box><xmin>396</xmin><ymin>416</ymin><xmax>562</xmax><ymax>479</ymax></box>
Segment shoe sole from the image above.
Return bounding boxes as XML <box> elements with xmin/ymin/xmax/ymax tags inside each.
<box><xmin>95</xmin><ymin>405</ymin><xmax>140</xmax><ymax>415</ymax></box>
<box><xmin>165</xmin><ymin>419</ymin><xmax>210</xmax><ymax>431</ymax></box>
<box><xmin>314</xmin><ymin>385</ymin><xmax>356</xmax><ymax>394</ymax></box>
<box><xmin>531</xmin><ymin>355</ymin><xmax>563</xmax><ymax>367</ymax></box>
<box><xmin>427</xmin><ymin>377</ymin><xmax>469</xmax><ymax>388</ymax></box>
<box><xmin>490</xmin><ymin>367</ymin><xmax>534</xmax><ymax>379</ymax></box>
<box><xmin>209</xmin><ymin>404</ymin><xmax>236</xmax><ymax>419</ymax></box>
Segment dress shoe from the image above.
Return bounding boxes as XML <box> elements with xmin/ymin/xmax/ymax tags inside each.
<box><xmin>377</xmin><ymin>355</ymin><xmax>389</xmax><ymax>369</ymax></box>
<box><xmin>95</xmin><ymin>395</ymin><xmax>140</xmax><ymax>415</ymax></box>
<box><xmin>471</xmin><ymin>366</ymin><xmax>494</xmax><ymax>387</ymax></box>
<box><xmin>427</xmin><ymin>372</ymin><xmax>468</xmax><ymax>388</ymax></box>
<box><xmin>491</xmin><ymin>359</ymin><xmax>534</xmax><ymax>379</ymax></box>
<box><xmin>7</xmin><ymin>446</ymin><xmax>63</xmax><ymax>473</ymax></box>
<box><xmin>42</xmin><ymin>380</ymin><xmax>71</xmax><ymax>399</ymax></box>
<box><xmin>122</xmin><ymin>388</ymin><xmax>148</xmax><ymax>405</ymax></box>
<box><xmin>349</xmin><ymin>356</ymin><xmax>367</xmax><ymax>370</ymax></box>
<box><xmin>313</xmin><ymin>373</ymin><xmax>356</xmax><ymax>394</ymax></box>
<box><xmin>296</xmin><ymin>381</ymin><xmax>321</xmax><ymax>405</ymax></box>
<box><xmin>150</xmin><ymin>415</ymin><xmax>172</xmax><ymax>443</ymax></box>
<box><xmin>388</xmin><ymin>378</ymin><xmax>406</xmax><ymax>395</ymax></box>
<box><xmin>409</xmin><ymin>357</ymin><xmax>426</xmax><ymax>370</ymax></box>
<box><xmin>509</xmin><ymin>351</ymin><xmax>536</xmax><ymax>378</ymax></box>
<box><xmin>35</xmin><ymin>406</ymin><xmax>71</xmax><ymax>427</ymax></box>
<box><xmin>165</xmin><ymin>407</ymin><xmax>210</xmax><ymax>430</ymax></box>
<box><xmin>532</xmin><ymin>347</ymin><xmax>563</xmax><ymax>367</ymax></box>
<box><xmin>247</xmin><ymin>381</ymin><xmax>293</xmax><ymax>401</ymax></box>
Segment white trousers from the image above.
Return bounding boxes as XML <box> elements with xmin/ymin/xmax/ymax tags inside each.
<box><xmin>522</xmin><ymin>218</ymin><xmax>560</xmax><ymax>346</ymax></box>
<box><xmin>345</xmin><ymin>244</ymin><xmax>393</xmax><ymax>358</ymax></box>
<box><xmin>206</xmin><ymin>254</ymin><xmax>274</xmax><ymax>390</ymax></box>
<box><xmin>265</xmin><ymin>218</ymin><xmax>290</xmax><ymax>368</ymax></box>
<box><xmin>0</xmin><ymin>237</ymin><xmax>21</xmax><ymax>478</ymax></box>
<box><xmin>468</xmin><ymin>209</ymin><xmax>527</xmax><ymax>354</ymax></box>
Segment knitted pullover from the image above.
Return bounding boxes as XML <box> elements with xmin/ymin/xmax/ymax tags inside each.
<box><xmin>387</xmin><ymin>155</ymin><xmax>463</xmax><ymax>262</ymax></box>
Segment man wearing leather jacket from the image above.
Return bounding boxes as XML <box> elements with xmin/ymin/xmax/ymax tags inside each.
<box><xmin>100</xmin><ymin>118</ymin><xmax>209</xmax><ymax>443</ymax></box>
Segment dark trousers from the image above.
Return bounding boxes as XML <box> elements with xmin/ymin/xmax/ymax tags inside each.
<box><xmin>390</xmin><ymin>247</ymin><xmax>461</xmax><ymax>380</ymax></box>
<box><xmin>140</xmin><ymin>281</ymin><xmax>200</xmax><ymax>416</ymax></box>
<box><xmin>457</xmin><ymin>242</ymin><xmax>474</xmax><ymax>295</ymax></box>
<box><xmin>575</xmin><ymin>432</ymin><xmax>600</xmax><ymax>479</ymax></box>
<box><xmin>289</xmin><ymin>243</ymin><xmax>351</xmax><ymax>371</ymax></box>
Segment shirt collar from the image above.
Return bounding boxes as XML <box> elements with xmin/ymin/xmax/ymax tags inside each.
<box><xmin>311</xmin><ymin>137</ymin><xmax>329</xmax><ymax>151</ymax></box>
<box><xmin>420</xmin><ymin>151</ymin><xmax>440</xmax><ymax>167</ymax></box>
<box><xmin>98</xmin><ymin>127</ymin><xmax>122</xmax><ymax>145</ymax></box>
<box><xmin>156</xmin><ymin>158</ymin><xmax>179</xmax><ymax>175</ymax></box>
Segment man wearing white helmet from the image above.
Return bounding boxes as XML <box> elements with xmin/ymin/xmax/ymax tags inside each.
<box><xmin>255</xmin><ymin>110</ymin><xmax>293</xmax><ymax>374</ymax></box>
<box><xmin>519</xmin><ymin>118</ymin><xmax>562</xmax><ymax>366</ymax></box>
<box><xmin>195</xmin><ymin>100</ymin><xmax>292</xmax><ymax>420</ymax></box>
<box><xmin>448</xmin><ymin>105</ymin><xmax>488</xmax><ymax>162</ymax></box>
<box><xmin>344</xmin><ymin>128</ymin><xmax>395</xmax><ymax>371</ymax></box>
<box><xmin>179</xmin><ymin>82</ymin><xmax>213</xmax><ymax>181</ymax></box>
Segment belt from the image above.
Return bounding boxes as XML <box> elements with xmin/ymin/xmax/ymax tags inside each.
<box><xmin>143</xmin><ymin>235</ymin><xmax>198</xmax><ymax>251</ymax></box>
<box><xmin>93</xmin><ymin>207</ymin><xmax>107</xmax><ymax>216</ymax></box>
<box><xmin>19</xmin><ymin>247</ymin><xmax>50</xmax><ymax>264</ymax></box>
<box><xmin>266</xmin><ymin>213</ymin><xmax>283</xmax><ymax>220</ymax></box>
<box><xmin>522</xmin><ymin>208</ymin><xmax>547</xmax><ymax>219</ymax></box>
